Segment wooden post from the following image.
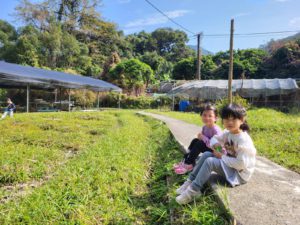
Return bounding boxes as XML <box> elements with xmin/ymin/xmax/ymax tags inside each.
<box><xmin>26</xmin><ymin>84</ymin><xmax>30</xmax><ymax>113</ymax></box>
<box><xmin>228</xmin><ymin>19</ymin><xmax>234</xmax><ymax>104</ymax></box>
<box><xmin>196</xmin><ymin>33</ymin><xmax>203</xmax><ymax>80</ymax></box>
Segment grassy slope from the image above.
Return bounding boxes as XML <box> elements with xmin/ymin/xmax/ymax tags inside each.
<box><xmin>0</xmin><ymin>111</ymin><xmax>228</xmax><ymax>224</ymax></box>
<box><xmin>146</xmin><ymin>108</ymin><xmax>300</xmax><ymax>173</ymax></box>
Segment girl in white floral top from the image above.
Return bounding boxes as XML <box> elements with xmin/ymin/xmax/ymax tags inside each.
<box><xmin>176</xmin><ymin>104</ymin><xmax>256</xmax><ymax>205</ymax></box>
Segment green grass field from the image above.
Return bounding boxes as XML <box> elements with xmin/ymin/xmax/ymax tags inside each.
<box><xmin>146</xmin><ymin>108</ymin><xmax>300</xmax><ymax>173</ymax></box>
<box><xmin>0</xmin><ymin>111</ymin><xmax>229</xmax><ymax>224</ymax></box>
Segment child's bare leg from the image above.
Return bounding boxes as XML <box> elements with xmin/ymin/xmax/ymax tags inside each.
<box><xmin>1</xmin><ymin>111</ymin><xmax>8</xmax><ymax>119</ymax></box>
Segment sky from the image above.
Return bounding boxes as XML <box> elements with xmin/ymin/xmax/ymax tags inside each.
<box><xmin>0</xmin><ymin>0</ymin><xmax>300</xmax><ymax>53</ymax></box>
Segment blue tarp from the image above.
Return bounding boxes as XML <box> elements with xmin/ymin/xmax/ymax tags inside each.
<box><xmin>0</xmin><ymin>61</ymin><xmax>121</xmax><ymax>92</ymax></box>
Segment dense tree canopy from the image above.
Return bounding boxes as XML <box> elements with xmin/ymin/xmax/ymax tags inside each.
<box><xmin>0</xmin><ymin>0</ymin><xmax>299</xmax><ymax>97</ymax></box>
<box><xmin>109</xmin><ymin>59</ymin><xmax>154</xmax><ymax>95</ymax></box>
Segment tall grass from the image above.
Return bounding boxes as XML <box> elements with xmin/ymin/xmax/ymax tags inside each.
<box><xmin>0</xmin><ymin>111</ymin><xmax>228</xmax><ymax>224</ymax></box>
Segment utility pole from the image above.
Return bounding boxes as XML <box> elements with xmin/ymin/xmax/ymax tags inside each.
<box><xmin>228</xmin><ymin>19</ymin><xmax>234</xmax><ymax>104</ymax></box>
<box><xmin>196</xmin><ymin>32</ymin><xmax>203</xmax><ymax>80</ymax></box>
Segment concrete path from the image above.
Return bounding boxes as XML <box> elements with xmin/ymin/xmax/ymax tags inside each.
<box><xmin>138</xmin><ymin>111</ymin><xmax>300</xmax><ymax>225</ymax></box>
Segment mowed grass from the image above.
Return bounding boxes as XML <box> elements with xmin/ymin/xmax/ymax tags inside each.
<box><xmin>0</xmin><ymin>111</ymin><xmax>229</xmax><ymax>224</ymax></box>
<box><xmin>146</xmin><ymin>108</ymin><xmax>300</xmax><ymax>173</ymax></box>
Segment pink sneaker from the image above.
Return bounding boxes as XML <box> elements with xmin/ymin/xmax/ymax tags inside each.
<box><xmin>173</xmin><ymin>160</ymin><xmax>184</xmax><ymax>169</ymax></box>
<box><xmin>174</xmin><ymin>164</ymin><xmax>193</xmax><ymax>174</ymax></box>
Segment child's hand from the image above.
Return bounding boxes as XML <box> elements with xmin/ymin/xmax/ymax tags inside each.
<box><xmin>211</xmin><ymin>143</ymin><xmax>223</xmax><ymax>158</ymax></box>
<box><xmin>213</xmin><ymin>149</ymin><xmax>223</xmax><ymax>159</ymax></box>
<box><xmin>212</xmin><ymin>143</ymin><xmax>221</xmax><ymax>150</ymax></box>
<box><xmin>197</xmin><ymin>133</ymin><xmax>202</xmax><ymax>140</ymax></box>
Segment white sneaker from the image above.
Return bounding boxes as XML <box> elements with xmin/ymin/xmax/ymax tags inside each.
<box><xmin>176</xmin><ymin>186</ymin><xmax>202</xmax><ymax>205</ymax></box>
<box><xmin>176</xmin><ymin>180</ymin><xmax>191</xmax><ymax>195</ymax></box>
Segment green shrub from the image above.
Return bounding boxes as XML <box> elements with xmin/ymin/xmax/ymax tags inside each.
<box><xmin>0</xmin><ymin>89</ymin><xmax>7</xmax><ymax>102</ymax></box>
<box><xmin>100</xmin><ymin>92</ymin><xmax>172</xmax><ymax>109</ymax></box>
<box><xmin>72</xmin><ymin>90</ymin><xmax>97</xmax><ymax>108</ymax></box>
<box><xmin>215</xmin><ymin>95</ymin><xmax>250</xmax><ymax>112</ymax></box>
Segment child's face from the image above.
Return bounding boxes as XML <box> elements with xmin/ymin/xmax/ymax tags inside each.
<box><xmin>223</xmin><ymin>117</ymin><xmax>244</xmax><ymax>134</ymax></box>
<box><xmin>201</xmin><ymin>110</ymin><xmax>217</xmax><ymax>127</ymax></box>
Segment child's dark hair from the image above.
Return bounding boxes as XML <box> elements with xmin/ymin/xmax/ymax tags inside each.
<box><xmin>220</xmin><ymin>104</ymin><xmax>250</xmax><ymax>132</ymax></box>
<box><xmin>201</xmin><ymin>104</ymin><xmax>218</xmax><ymax>120</ymax></box>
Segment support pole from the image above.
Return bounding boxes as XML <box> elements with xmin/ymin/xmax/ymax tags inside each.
<box><xmin>84</xmin><ymin>89</ymin><xmax>86</xmax><ymax>110</ymax></box>
<box><xmin>59</xmin><ymin>87</ymin><xmax>62</xmax><ymax>111</ymax></box>
<box><xmin>68</xmin><ymin>89</ymin><xmax>71</xmax><ymax>112</ymax></box>
<box><xmin>26</xmin><ymin>84</ymin><xmax>30</xmax><ymax>113</ymax></box>
<box><xmin>54</xmin><ymin>88</ymin><xmax>57</xmax><ymax>102</ymax></box>
<box><xmin>279</xmin><ymin>93</ymin><xmax>282</xmax><ymax>110</ymax></box>
<box><xmin>118</xmin><ymin>93</ymin><xmax>121</xmax><ymax>109</ymax></box>
<box><xmin>196</xmin><ymin>32</ymin><xmax>203</xmax><ymax>80</ymax></box>
<box><xmin>172</xmin><ymin>94</ymin><xmax>175</xmax><ymax>111</ymax></box>
<box><xmin>172</xmin><ymin>81</ymin><xmax>175</xmax><ymax>111</ymax></box>
<box><xmin>228</xmin><ymin>19</ymin><xmax>234</xmax><ymax>104</ymax></box>
<box><xmin>97</xmin><ymin>92</ymin><xmax>100</xmax><ymax>110</ymax></box>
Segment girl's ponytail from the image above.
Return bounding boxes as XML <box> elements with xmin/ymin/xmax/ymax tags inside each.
<box><xmin>240</xmin><ymin>120</ymin><xmax>250</xmax><ymax>132</ymax></box>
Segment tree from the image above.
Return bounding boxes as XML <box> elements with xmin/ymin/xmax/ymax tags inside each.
<box><xmin>0</xmin><ymin>20</ymin><xmax>18</xmax><ymax>60</ymax></box>
<box><xmin>126</xmin><ymin>28</ymin><xmax>194</xmax><ymax>63</ymax></box>
<box><xmin>109</xmin><ymin>59</ymin><xmax>154</xmax><ymax>95</ymax></box>
<box><xmin>100</xmin><ymin>52</ymin><xmax>121</xmax><ymax>80</ymax></box>
<box><xmin>39</xmin><ymin>21</ymin><xmax>62</xmax><ymax>67</ymax></box>
<box><xmin>212</xmin><ymin>60</ymin><xmax>245</xmax><ymax>79</ymax></box>
<box><xmin>201</xmin><ymin>55</ymin><xmax>217</xmax><ymax>79</ymax></box>
<box><xmin>15</xmin><ymin>0</ymin><xmax>124</xmax><ymax>70</ymax></box>
<box><xmin>172</xmin><ymin>57</ymin><xmax>196</xmax><ymax>80</ymax></box>
<box><xmin>139</xmin><ymin>51</ymin><xmax>173</xmax><ymax>81</ymax></box>
<box><xmin>0</xmin><ymin>20</ymin><xmax>17</xmax><ymax>44</ymax></box>
<box><xmin>151</xmin><ymin>28</ymin><xmax>193</xmax><ymax>62</ymax></box>
<box><xmin>15</xmin><ymin>35</ymin><xmax>40</xmax><ymax>66</ymax></box>
<box><xmin>211</xmin><ymin>49</ymin><xmax>267</xmax><ymax>79</ymax></box>
<box><xmin>126</xmin><ymin>31</ymin><xmax>156</xmax><ymax>55</ymax></box>
<box><xmin>156</xmin><ymin>60</ymin><xmax>173</xmax><ymax>81</ymax></box>
<box><xmin>259</xmin><ymin>39</ymin><xmax>300</xmax><ymax>78</ymax></box>
<box><xmin>237</xmin><ymin>49</ymin><xmax>267</xmax><ymax>78</ymax></box>
<box><xmin>7</xmin><ymin>25</ymin><xmax>41</xmax><ymax>66</ymax></box>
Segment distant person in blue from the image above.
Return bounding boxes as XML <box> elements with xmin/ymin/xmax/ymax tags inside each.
<box><xmin>1</xmin><ymin>98</ymin><xmax>16</xmax><ymax>120</ymax></box>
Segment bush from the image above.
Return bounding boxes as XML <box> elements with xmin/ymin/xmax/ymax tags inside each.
<box><xmin>0</xmin><ymin>89</ymin><xmax>7</xmax><ymax>102</ymax></box>
<box><xmin>72</xmin><ymin>90</ymin><xmax>97</xmax><ymax>108</ymax></box>
<box><xmin>215</xmin><ymin>95</ymin><xmax>250</xmax><ymax>113</ymax></box>
<box><xmin>100</xmin><ymin>92</ymin><xmax>172</xmax><ymax>109</ymax></box>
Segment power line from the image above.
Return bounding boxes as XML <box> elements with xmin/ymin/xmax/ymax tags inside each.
<box><xmin>144</xmin><ymin>0</ymin><xmax>197</xmax><ymax>35</ymax></box>
<box><xmin>190</xmin><ymin>32</ymin><xmax>296</xmax><ymax>40</ymax></box>
<box><xmin>143</xmin><ymin>0</ymin><xmax>300</xmax><ymax>39</ymax></box>
<box><xmin>204</xmin><ymin>30</ymin><xmax>300</xmax><ymax>37</ymax></box>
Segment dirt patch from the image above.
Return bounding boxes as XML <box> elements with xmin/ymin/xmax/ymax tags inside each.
<box><xmin>89</xmin><ymin>129</ymin><xmax>104</xmax><ymax>136</ymax></box>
